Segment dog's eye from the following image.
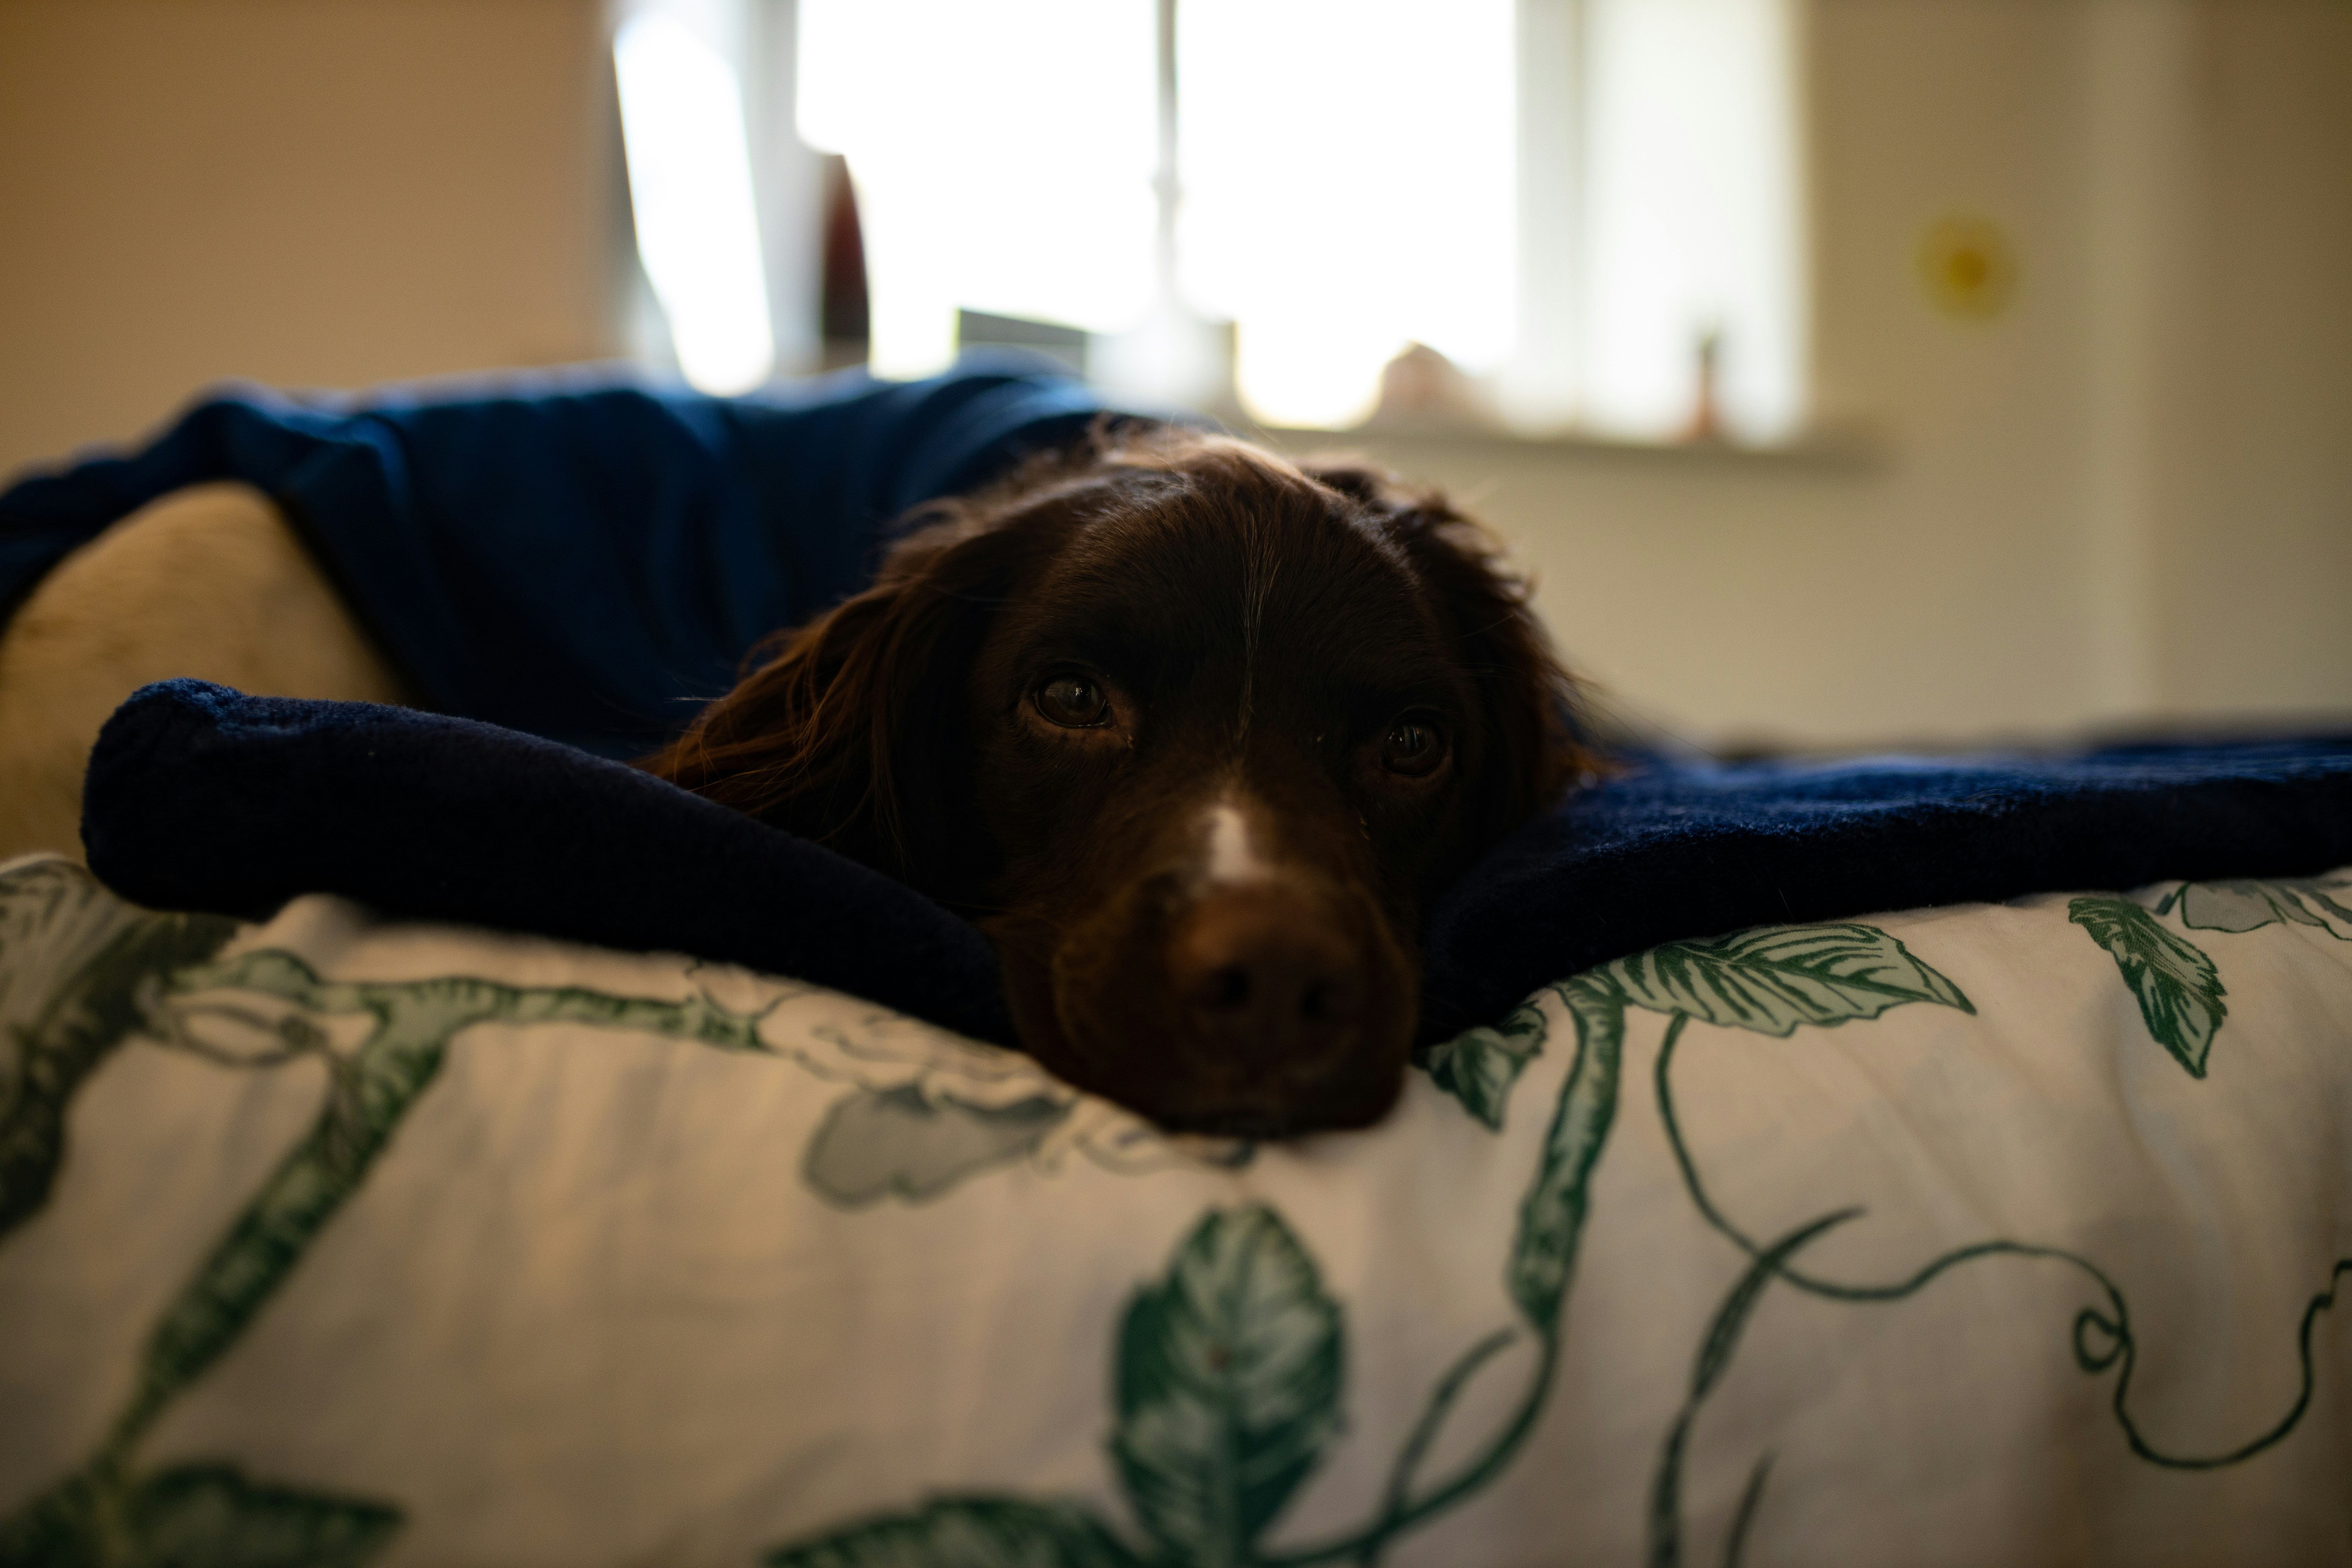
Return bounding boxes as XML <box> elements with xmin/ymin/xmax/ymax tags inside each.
<box><xmin>1036</xmin><ymin>675</ymin><xmax>1112</xmax><ymax>728</ymax></box>
<box><xmin>1380</xmin><ymin>718</ymin><xmax>1447</xmax><ymax>777</ymax></box>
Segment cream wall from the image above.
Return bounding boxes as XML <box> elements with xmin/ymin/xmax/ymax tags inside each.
<box><xmin>2157</xmin><ymin>3</ymin><xmax>2352</xmax><ymax>717</ymax></box>
<box><xmin>1334</xmin><ymin>0</ymin><xmax>2352</xmax><ymax>750</ymax></box>
<box><xmin>1</xmin><ymin>0</ymin><xmax>2345</xmax><ymax>749</ymax></box>
<box><xmin>0</xmin><ymin>0</ymin><xmax>615</xmax><ymax>481</ymax></box>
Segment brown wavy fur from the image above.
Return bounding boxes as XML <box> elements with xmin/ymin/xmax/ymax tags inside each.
<box><xmin>641</xmin><ymin>423</ymin><xmax>1591</xmax><ymax>908</ymax></box>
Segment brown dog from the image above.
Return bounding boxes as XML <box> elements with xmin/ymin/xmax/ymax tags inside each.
<box><xmin>648</xmin><ymin>427</ymin><xmax>1586</xmax><ymax>1136</ymax></box>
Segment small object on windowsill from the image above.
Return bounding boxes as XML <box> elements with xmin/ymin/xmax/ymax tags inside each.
<box><xmin>818</xmin><ymin>154</ymin><xmax>871</xmax><ymax>372</ymax></box>
<box><xmin>1679</xmin><ymin>326</ymin><xmax>1727</xmax><ymax>447</ymax></box>
<box><xmin>1366</xmin><ymin>342</ymin><xmax>1493</xmax><ymax>430</ymax></box>
<box><xmin>1255</xmin><ymin>335</ymin><xmax>1881</xmax><ymax>467</ymax></box>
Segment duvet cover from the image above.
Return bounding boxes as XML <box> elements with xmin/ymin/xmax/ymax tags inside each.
<box><xmin>2</xmin><ymin>854</ymin><xmax>2348</xmax><ymax>1566</ymax></box>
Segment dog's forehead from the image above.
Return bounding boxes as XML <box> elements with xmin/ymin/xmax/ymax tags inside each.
<box><xmin>1021</xmin><ymin>476</ymin><xmax>1439</xmax><ymax>656</ymax></box>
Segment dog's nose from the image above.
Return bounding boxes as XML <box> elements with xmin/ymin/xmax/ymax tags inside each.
<box><xmin>1168</xmin><ymin>888</ymin><xmax>1367</xmax><ymax>1066</ymax></box>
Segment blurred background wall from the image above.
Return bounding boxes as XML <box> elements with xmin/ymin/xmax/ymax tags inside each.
<box><xmin>0</xmin><ymin>0</ymin><xmax>619</xmax><ymax>464</ymax></box>
<box><xmin>1</xmin><ymin>0</ymin><xmax>2345</xmax><ymax>751</ymax></box>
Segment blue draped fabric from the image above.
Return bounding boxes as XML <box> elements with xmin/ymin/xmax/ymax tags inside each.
<box><xmin>0</xmin><ymin>357</ymin><xmax>1123</xmax><ymax>756</ymax></box>
<box><xmin>84</xmin><ymin>681</ymin><xmax>2352</xmax><ymax>1047</ymax></box>
<box><xmin>18</xmin><ymin>362</ymin><xmax>2352</xmax><ymax>1044</ymax></box>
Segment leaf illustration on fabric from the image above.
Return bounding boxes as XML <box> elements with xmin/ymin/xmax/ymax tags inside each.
<box><xmin>109</xmin><ymin>950</ymin><xmax>792</xmax><ymax>1442</ymax></box>
<box><xmin>765</xmin><ymin>1206</ymin><xmax>1344</xmax><ymax>1568</ymax></box>
<box><xmin>0</xmin><ymin>1462</ymin><xmax>398</xmax><ymax>1568</ymax></box>
<box><xmin>770</xmin><ymin>962</ymin><xmax>1645</xmax><ymax>1568</ymax></box>
<box><xmin>2163</xmin><ymin>877</ymin><xmax>2352</xmax><ymax>940</ymax></box>
<box><xmin>1416</xmin><ymin>998</ymin><xmax>1547</xmax><ymax>1130</ymax></box>
<box><xmin>1111</xmin><ymin>1205</ymin><xmax>1343</xmax><ymax>1566</ymax></box>
<box><xmin>765</xmin><ymin>1497</ymin><xmax>1141</xmax><ymax>1568</ymax></box>
<box><xmin>802</xmin><ymin>1086</ymin><xmax>1071</xmax><ymax>1207</ymax></box>
<box><xmin>1647</xmin><ymin>1211</ymin><xmax>1855</xmax><ymax>1568</ymax></box>
<box><xmin>2067</xmin><ymin>897</ymin><xmax>2227</xmax><ymax>1077</ymax></box>
<box><xmin>0</xmin><ymin>859</ymin><xmax>237</xmax><ymax>1239</ymax></box>
<box><xmin>1508</xmin><ymin>979</ymin><xmax>1624</xmax><ymax>1331</ymax></box>
<box><xmin>1604</xmin><ymin>923</ymin><xmax>1974</xmax><ymax>1038</ymax></box>
<box><xmin>112</xmin><ymin>961</ymin><xmax>469</xmax><ymax>1451</ymax></box>
<box><xmin>2</xmin><ymin>947</ymin><xmax>808</xmax><ymax>1559</ymax></box>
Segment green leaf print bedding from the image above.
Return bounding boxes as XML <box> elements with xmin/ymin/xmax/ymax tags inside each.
<box><xmin>1</xmin><ymin>854</ymin><xmax>2347</xmax><ymax>1567</ymax></box>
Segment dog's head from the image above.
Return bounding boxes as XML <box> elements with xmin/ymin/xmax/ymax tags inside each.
<box><xmin>649</xmin><ymin>428</ymin><xmax>1586</xmax><ymax>1134</ymax></box>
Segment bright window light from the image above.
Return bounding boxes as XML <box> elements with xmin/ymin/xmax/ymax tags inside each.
<box><xmin>1581</xmin><ymin>0</ymin><xmax>1804</xmax><ymax>441</ymax></box>
<box><xmin>1179</xmin><ymin>0</ymin><xmax>1517</xmax><ymax>428</ymax></box>
<box><xmin>786</xmin><ymin>0</ymin><xmax>1805</xmax><ymax>440</ymax></box>
<box><xmin>615</xmin><ymin>10</ymin><xmax>777</xmax><ymax>395</ymax></box>
<box><xmin>797</xmin><ymin>0</ymin><xmax>1158</xmax><ymax>379</ymax></box>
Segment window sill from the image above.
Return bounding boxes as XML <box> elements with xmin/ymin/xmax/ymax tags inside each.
<box><xmin>1251</xmin><ymin>416</ymin><xmax>1889</xmax><ymax>474</ymax></box>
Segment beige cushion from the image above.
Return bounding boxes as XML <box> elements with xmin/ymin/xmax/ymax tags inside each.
<box><xmin>0</xmin><ymin>482</ymin><xmax>406</xmax><ymax>862</ymax></box>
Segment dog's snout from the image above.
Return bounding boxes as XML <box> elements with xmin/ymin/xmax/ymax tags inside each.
<box><xmin>1027</xmin><ymin>864</ymin><xmax>1415</xmax><ymax>1136</ymax></box>
<box><xmin>1169</xmin><ymin>888</ymin><xmax>1367</xmax><ymax>1066</ymax></box>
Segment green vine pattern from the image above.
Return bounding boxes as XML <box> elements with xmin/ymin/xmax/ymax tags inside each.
<box><xmin>1653</xmin><ymin>1015</ymin><xmax>2352</xmax><ymax>1475</ymax></box>
<box><xmin>0</xmin><ymin>937</ymin><xmax>785</xmax><ymax>1568</ymax></box>
<box><xmin>765</xmin><ymin>923</ymin><xmax>1978</xmax><ymax>1568</ymax></box>
<box><xmin>2</xmin><ymin>859</ymin><xmax>2348</xmax><ymax>1566</ymax></box>
<box><xmin>771</xmin><ymin>950</ymin><xmax>1633</xmax><ymax>1568</ymax></box>
<box><xmin>0</xmin><ymin>861</ymin><xmax>236</xmax><ymax>1239</ymax></box>
<box><xmin>2067</xmin><ymin>873</ymin><xmax>2352</xmax><ymax>1076</ymax></box>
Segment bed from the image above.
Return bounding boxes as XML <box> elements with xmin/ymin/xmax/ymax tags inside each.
<box><xmin>3</xmin><ymin>366</ymin><xmax>2348</xmax><ymax>1566</ymax></box>
<box><xmin>3</xmin><ymin>850</ymin><xmax>2348</xmax><ymax>1566</ymax></box>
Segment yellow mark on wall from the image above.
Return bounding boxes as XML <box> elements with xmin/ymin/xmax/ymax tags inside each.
<box><xmin>1917</xmin><ymin>216</ymin><xmax>2018</xmax><ymax>321</ymax></box>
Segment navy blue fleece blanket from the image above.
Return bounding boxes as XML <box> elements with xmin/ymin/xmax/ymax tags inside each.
<box><xmin>84</xmin><ymin>680</ymin><xmax>2352</xmax><ymax>1046</ymax></box>
<box><xmin>16</xmin><ymin>362</ymin><xmax>2352</xmax><ymax>1043</ymax></box>
<box><xmin>1</xmin><ymin>357</ymin><xmax>1124</xmax><ymax>758</ymax></box>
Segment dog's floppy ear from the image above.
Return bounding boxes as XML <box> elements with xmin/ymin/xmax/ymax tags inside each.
<box><xmin>1304</xmin><ymin>462</ymin><xmax>1595</xmax><ymax>841</ymax></box>
<box><xmin>643</xmin><ymin>510</ymin><xmax>1025</xmax><ymax>895</ymax></box>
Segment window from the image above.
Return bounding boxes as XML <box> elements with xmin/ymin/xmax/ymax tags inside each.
<box><xmin>620</xmin><ymin>0</ymin><xmax>1805</xmax><ymax>442</ymax></box>
<box><xmin>1171</xmin><ymin>0</ymin><xmax>1519</xmax><ymax>428</ymax></box>
<box><xmin>1572</xmin><ymin>0</ymin><xmax>1806</xmax><ymax>440</ymax></box>
<box><xmin>613</xmin><ymin>5</ymin><xmax>777</xmax><ymax>394</ymax></box>
<box><xmin>795</xmin><ymin>0</ymin><xmax>1161</xmax><ymax>377</ymax></box>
